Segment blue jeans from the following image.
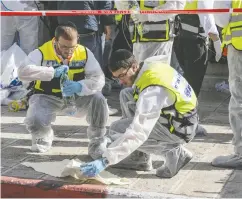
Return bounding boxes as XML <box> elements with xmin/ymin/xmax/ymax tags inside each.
<box><xmin>79</xmin><ymin>31</ymin><xmax>103</xmax><ymax>66</ymax></box>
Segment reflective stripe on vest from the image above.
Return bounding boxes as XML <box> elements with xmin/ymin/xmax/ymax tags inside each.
<box><xmin>130</xmin><ymin>0</ymin><xmax>170</xmax><ymax>43</ymax></box>
<box><xmin>180</xmin><ymin>23</ymin><xmax>204</xmax><ymax>34</ymax></box>
<box><xmin>34</xmin><ymin>39</ymin><xmax>87</xmax><ymax>98</ymax></box>
<box><xmin>222</xmin><ymin>0</ymin><xmax>242</xmax><ymax>50</ymax></box>
<box><xmin>114</xmin><ymin>4</ymin><xmax>122</xmax><ymax>23</ymax></box>
<box><xmin>133</xmin><ymin>62</ymin><xmax>197</xmax><ymax>134</ymax></box>
<box><xmin>178</xmin><ymin>0</ymin><xmax>205</xmax><ymax>36</ymax></box>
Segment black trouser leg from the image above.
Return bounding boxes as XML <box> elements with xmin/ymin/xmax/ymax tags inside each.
<box><xmin>174</xmin><ymin>37</ymin><xmax>208</xmax><ymax>97</ymax></box>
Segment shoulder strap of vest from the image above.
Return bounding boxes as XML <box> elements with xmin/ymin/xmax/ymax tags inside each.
<box><xmin>38</xmin><ymin>49</ymin><xmax>44</xmax><ymax>65</ymax></box>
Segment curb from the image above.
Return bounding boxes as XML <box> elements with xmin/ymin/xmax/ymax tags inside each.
<box><xmin>1</xmin><ymin>176</ymin><xmax>198</xmax><ymax>198</ymax></box>
<box><xmin>1</xmin><ymin>176</ymin><xmax>108</xmax><ymax>198</ymax></box>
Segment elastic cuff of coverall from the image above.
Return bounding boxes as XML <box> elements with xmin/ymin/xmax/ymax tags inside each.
<box><xmin>87</xmin><ymin>126</ymin><xmax>106</xmax><ymax>139</ymax></box>
<box><xmin>102</xmin><ymin>151</ymin><xmax>115</xmax><ymax>166</ymax></box>
<box><xmin>235</xmin><ymin>146</ymin><xmax>242</xmax><ymax>157</ymax></box>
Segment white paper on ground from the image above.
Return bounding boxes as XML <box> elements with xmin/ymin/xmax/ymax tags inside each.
<box><xmin>22</xmin><ymin>159</ymin><xmax>130</xmax><ymax>185</ymax></box>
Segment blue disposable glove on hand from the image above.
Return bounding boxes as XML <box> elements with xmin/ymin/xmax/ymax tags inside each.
<box><xmin>80</xmin><ymin>158</ymin><xmax>109</xmax><ymax>177</ymax></box>
<box><xmin>54</xmin><ymin>65</ymin><xmax>69</xmax><ymax>78</ymax></box>
<box><xmin>62</xmin><ymin>81</ymin><xmax>82</xmax><ymax>96</ymax></box>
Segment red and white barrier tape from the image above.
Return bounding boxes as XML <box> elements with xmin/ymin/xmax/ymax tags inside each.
<box><xmin>1</xmin><ymin>9</ymin><xmax>242</xmax><ymax>16</ymax></box>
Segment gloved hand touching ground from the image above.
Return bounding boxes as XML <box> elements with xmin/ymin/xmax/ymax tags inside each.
<box><xmin>80</xmin><ymin>158</ymin><xmax>109</xmax><ymax>177</ymax></box>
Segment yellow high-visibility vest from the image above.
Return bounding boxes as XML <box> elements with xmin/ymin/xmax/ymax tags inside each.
<box><xmin>222</xmin><ymin>0</ymin><xmax>242</xmax><ymax>50</ymax></box>
<box><xmin>114</xmin><ymin>4</ymin><xmax>123</xmax><ymax>23</ymax></box>
<box><xmin>133</xmin><ymin>62</ymin><xmax>197</xmax><ymax>136</ymax></box>
<box><xmin>129</xmin><ymin>0</ymin><xmax>170</xmax><ymax>43</ymax></box>
<box><xmin>34</xmin><ymin>39</ymin><xmax>87</xmax><ymax>98</ymax></box>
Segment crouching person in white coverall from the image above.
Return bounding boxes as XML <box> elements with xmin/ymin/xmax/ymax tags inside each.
<box><xmin>80</xmin><ymin>49</ymin><xmax>198</xmax><ymax>178</ymax></box>
<box><xmin>17</xmin><ymin>22</ymin><xmax>109</xmax><ymax>159</ymax></box>
<box><xmin>211</xmin><ymin>0</ymin><xmax>242</xmax><ymax>168</ymax></box>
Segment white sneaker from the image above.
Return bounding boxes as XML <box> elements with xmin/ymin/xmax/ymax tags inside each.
<box><xmin>108</xmin><ymin>106</ymin><xmax>118</xmax><ymax>116</ymax></box>
<box><xmin>31</xmin><ymin>131</ymin><xmax>53</xmax><ymax>153</ymax></box>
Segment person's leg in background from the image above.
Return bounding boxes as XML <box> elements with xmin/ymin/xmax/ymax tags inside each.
<box><xmin>79</xmin><ymin>32</ymin><xmax>111</xmax><ymax>95</ymax></box>
<box><xmin>47</xmin><ymin>1</ymin><xmax>59</xmax><ymax>39</ymax></box>
<box><xmin>175</xmin><ymin>37</ymin><xmax>208</xmax><ymax>97</ymax></box>
<box><xmin>212</xmin><ymin>45</ymin><xmax>242</xmax><ymax>168</ymax></box>
<box><xmin>102</xmin><ymin>24</ymin><xmax>122</xmax><ymax>90</ymax></box>
<box><xmin>174</xmin><ymin>36</ymin><xmax>208</xmax><ymax>136</ymax></box>
<box><xmin>112</xmin><ymin>15</ymin><xmax>133</xmax><ymax>53</ymax></box>
<box><xmin>170</xmin><ymin>41</ymin><xmax>184</xmax><ymax>75</ymax></box>
<box><xmin>79</xmin><ymin>32</ymin><xmax>103</xmax><ymax>66</ymax></box>
<box><xmin>1</xmin><ymin>16</ymin><xmax>17</xmax><ymax>52</ymax></box>
<box><xmin>17</xmin><ymin>16</ymin><xmax>39</xmax><ymax>54</ymax></box>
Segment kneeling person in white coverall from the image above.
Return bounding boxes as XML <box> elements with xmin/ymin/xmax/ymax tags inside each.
<box><xmin>18</xmin><ymin>22</ymin><xmax>109</xmax><ymax>159</ymax></box>
<box><xmin>80</xmin><ymin>49</ymin><xmax>198</xmax><ymax>178</ymax></box>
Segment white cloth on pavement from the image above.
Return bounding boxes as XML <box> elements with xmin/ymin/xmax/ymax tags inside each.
<box><xmin>22</xmin><ymin>159</ymin><xmax>130</xmax><ymax>185</ymax></box>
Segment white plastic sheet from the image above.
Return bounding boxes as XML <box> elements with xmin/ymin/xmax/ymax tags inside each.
<box><xmin>22</xmin><ymin>159</ymin><xmax>130</xmax><ymax>185</ymax></box>
<box><xmin>1</xmin><ymin>43</ymin><xmax>27</xmax><ymax>87</ymax></box>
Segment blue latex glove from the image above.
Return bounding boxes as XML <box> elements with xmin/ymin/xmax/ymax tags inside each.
<box><xmin>62</xmin><ymin>81</ymin><xmax>82</xmax><ymax>96</ymax></box>
<box><xmin>80</xmin><ymin>158</ymin><xmax>109</xmax><ymax>177</ymax></box>
<box><xmin>54</xmin><ymin>65</ymin><xmax>69</xmax><ymax>78</ymax></box>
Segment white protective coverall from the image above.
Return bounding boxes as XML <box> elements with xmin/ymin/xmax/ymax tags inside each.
<box><xmin>18</xmin><ymin>46</ymin><xmax>109</xmax><ymax>158</ymax></box>
<box><xmin>212</xmin><ymin>0</ymin><xmax>242</xmax><ymax>168</ymax></box>
<box><xmin>102</xmin><ymin>56</ymin><xmax>198</xmax><ymax>177</ymax></box>
<box><xmin>114</xmin><ymin>0</ymin><xmax>186</xmax><ymax>64</ymax></box>
<box><xmin>1</xmin><ymin>0</ymin><xmax>39</xmax><ymax>54</ymax></box>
